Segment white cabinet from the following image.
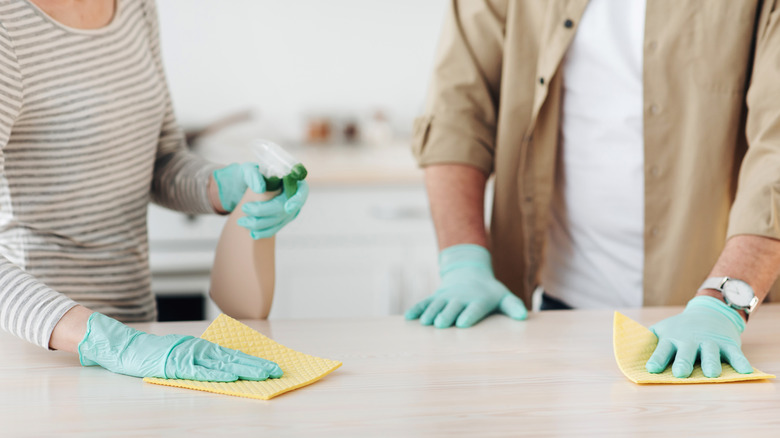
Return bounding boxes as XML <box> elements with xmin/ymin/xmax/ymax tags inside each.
<box><xmin>147</xmin><ymin>183</ymin><xmax>439</xmax><ymax>320</ymax></box>
<box><xmin>271</xmin><ymin>184</ymin><xmax>438</xmax><ymax>319</ymax></box>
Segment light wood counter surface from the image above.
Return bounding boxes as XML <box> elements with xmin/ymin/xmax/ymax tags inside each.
<box><xmin>2</xmin><ymin>306</ymin><xmax>779</xmax><ymax>436</ymax></box>
<box><xmin>193</xmin><ymin>134</ymin><xmax>425</xmax><ymax>187</ymax></box>
<box><xmin>288</xmin><ymin>142</ymin><xmax>424</xmax><ymax>186</ymax></box>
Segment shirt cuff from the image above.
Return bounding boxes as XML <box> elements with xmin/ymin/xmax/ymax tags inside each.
<box><xmin>411</xmin><ymin>114</ymin><xmax>495</xmax><ymax>175</ymax></box>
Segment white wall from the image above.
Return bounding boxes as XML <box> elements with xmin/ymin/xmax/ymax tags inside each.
<box><xmin>157</xmin><ymin>0</ymin><xmax>447</xmax><ymax>140</ymax></box>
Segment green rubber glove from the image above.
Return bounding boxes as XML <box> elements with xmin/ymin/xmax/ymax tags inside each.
<box><xmin>404</xmin><ymin>244</ymin><xmax>528</xmax><ymax>328</ymax></box>
<box><xmin>645</xmin><ymin>296</ymin><xmax>752</xmax><ymax>378</ymax></box>
<box><xmin>213</xmin><ymin>163</ymin><xmax>266</xmax><ymax>212</ymax></box>
<box><xmin>78</xmin><ymin>313</ymin><xmax>283</xmax><ymax>382</ymax></box>
<box><xmin>238</xmin><ymin>180</ymin><xmax>309</xmax><ymax>240</ymax></box>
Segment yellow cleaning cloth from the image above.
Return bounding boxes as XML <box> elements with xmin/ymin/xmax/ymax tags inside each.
<box><xmin>144</xmin><ymin>314</ymin><xmax>342</xmax><ymax>399</ymax></box>
<box><xmin>613</xmin><ymin>311</ymin><xmax>774</xmax><ymax>384</ymax></box>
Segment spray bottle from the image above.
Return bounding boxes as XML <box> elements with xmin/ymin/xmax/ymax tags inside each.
<box><xmin>209</xmin><ymin>140</ymin><xmax>307</xmax><ymax>319</ymax></box>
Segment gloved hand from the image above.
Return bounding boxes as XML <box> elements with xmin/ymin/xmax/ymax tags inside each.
<box><xmin>404</xmin><ymin>244</ymin><xmax>528</xmax><ymax>328</ymax></box>
<box><xmin>213</xmin><ymin>162</ymin><xmax>266</xmax><ymax>213</ymax></box>
<box><xmin>645</xmin><ymin>296</ymin><xmax>752</xmax><ymax>378</ymax></box>
<box><xmin>78</xmin><ymin>313</ymin><xmax>283</xmax><ymax>382</ymax></box>
<box><xmin>213</xmin><ymin>163</ymin><xmax>309</xmax><ymax>239</ymax></box>
<box><xmin>238</xmin><ymin>180</ymin><xmax>309</xmax><ymax>240</ymax></box>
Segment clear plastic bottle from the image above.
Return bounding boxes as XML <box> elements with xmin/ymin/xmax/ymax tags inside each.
<box><xmin>209</xmin><ymin>140</ymin><xmax>305</xmax><ymax>319</ymax></box>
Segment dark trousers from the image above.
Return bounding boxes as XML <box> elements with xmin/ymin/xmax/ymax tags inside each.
<box><xmin>540</xmin><ymin>293</ymin><xmax>573</xmax><ymax>311</ymax></box>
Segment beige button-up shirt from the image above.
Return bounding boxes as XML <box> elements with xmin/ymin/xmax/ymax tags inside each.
<box><xmin>412</xmin><ymin>0</ymin><xmax>780</xmax><ymax>306</ymax></box>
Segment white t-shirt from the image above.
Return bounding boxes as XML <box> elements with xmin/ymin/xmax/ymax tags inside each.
<box><xmin>541</xmin><ymin>0</ymin><xmax>647</xmax><ymax>309</ymax></box>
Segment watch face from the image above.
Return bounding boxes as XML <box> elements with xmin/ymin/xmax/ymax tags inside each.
<box><xmin>722</xmin><ymin>279</ymin><xmax>755</xmax><ymax>307</ymax></box>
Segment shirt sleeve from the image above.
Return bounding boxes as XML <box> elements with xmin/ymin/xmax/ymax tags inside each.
<box><xmin>0</xmin><ymin>23</ymin><xmax>78</xmax><ymax>349</ymax></box>
<box><xmin>0</xmin><ymin>259</ymin><xmax>79</xmax><ymax>349</ymax></box>
<box><xmin>727</xmin><ymin>3</ymin><xmax>780</xmax><ymax>240</ymax></box>
<box><xmin>411</xmin><ymin>0</ymin><xmax>507</xmax><ymax>175</ymax></box>
<box><xmin>141</xmin><ymin>0</ymin><xmax>220</xmax><ymax>214</ymax></box>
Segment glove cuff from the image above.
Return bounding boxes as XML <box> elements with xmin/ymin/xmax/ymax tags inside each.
<box><xmin>212</xmin><ymin>166</ymin><xmax>236</xmax><ymax>212</ymax></box>
<box><xmin>686</xmin><ymin>295</ymin><xmax>746</xmax><ymax>333</ymax></box>
<box><xmin>439</xmin><ymin>244</ymin><xmax>493</xmax><ymax>276</ymax></box>
<box><xmin>77</xmin><ymin>312</ymin><xmax>100</xmax><ymax>366</ymax></box>
<box><xmin>77</xmin><ymin>313</ymin><xmax>144</xmax><ymax>369</ymax></box>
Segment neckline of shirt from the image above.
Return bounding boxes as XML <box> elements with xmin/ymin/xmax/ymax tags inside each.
<box><xmin>22</xmin><ymin>0</ymin><xmax>123</xmax><ymax>36</ymax></box>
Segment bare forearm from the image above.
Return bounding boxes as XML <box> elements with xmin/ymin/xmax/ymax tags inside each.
<box><xmin>49</xmin><ymin>305</ymin><xmax>94</xmax><ymax>352</ymax></box>
<box><xmin>424</xmin><ymin>164</ymin><xmax>489</xmax><ymax>250</ymax></box>
<box><xmin>696</xmin><ymin>234</ymin><xmax>780</xmax><ymax>315</ymax></box>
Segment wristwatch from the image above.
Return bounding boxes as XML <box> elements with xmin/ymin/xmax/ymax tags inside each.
<box><xmin>698</xmin><ymin>277</ymin><xmax>759</xmax><ymax>317</ymax></box>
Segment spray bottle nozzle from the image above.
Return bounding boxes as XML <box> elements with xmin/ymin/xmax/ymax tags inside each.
<box><xmin>251</xmin><ymin>140</ymin><xmax>307</xmax><ymax>196</ymax></box>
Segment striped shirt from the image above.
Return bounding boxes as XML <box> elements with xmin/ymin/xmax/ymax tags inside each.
<box><xmin>0</xmin><ymin>0</ymin><xmax>219</xmax><ymax>348</ymax></box>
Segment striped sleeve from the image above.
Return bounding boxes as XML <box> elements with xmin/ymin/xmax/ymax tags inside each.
<box><xmin>0</xmin><ymin>21</ymin><xmax>78</xmax><ymax>349</ymax></box>
<box><xmin>142</xmin><ymin>0</ymin><xmax>219</xmax><ymax>214</ymax></box>
<box><xmin>0</xmin><ymin>260</ymin><xmax>78</xmax><ymax>349</ymax></box>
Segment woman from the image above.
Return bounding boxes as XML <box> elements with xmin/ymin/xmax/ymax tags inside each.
<box><xmin>0</xmin><ymin>0</ymin><xmax>307</xmax><ymax>381</ymax></box>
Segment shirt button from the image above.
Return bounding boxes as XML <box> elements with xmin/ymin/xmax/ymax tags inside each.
<box><xmin>650</xmin><ymin>165</ymin><xmax>660</xmax><ymax>177</ymax></box>
<box><xmin>539</xmin><ymin>77</ymin><xmax>545</xmax><ymax>85</ymax></box>
<box><xmin>651</xmin><ymin>227</ymin><xmax>660</xmax><ymax>237</ymax></box>
<box><xmin>564</xmin><ymin>19</ymin><xmax>574</xmax><ymax>28</ymax></box>
<box><xmin>649</xmin><ymin>104</ymin><xmax>661</xmax><ymax>114</ymax></box>
<box><xmin>647</xmin><ymin>41</ymin><xmax>658</xmax><ymax>51</ymax></box>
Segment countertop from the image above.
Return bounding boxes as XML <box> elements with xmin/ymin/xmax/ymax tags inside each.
<box><xmin>2</xmin><ymin>306</ymin><xmax>779</xmax><ymax>436</ymax></box>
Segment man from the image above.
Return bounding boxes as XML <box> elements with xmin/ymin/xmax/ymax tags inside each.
<box><xmin>406</xmin><ymin>0</ymin><xmax>780</xmax><ymax>379</ymax></box>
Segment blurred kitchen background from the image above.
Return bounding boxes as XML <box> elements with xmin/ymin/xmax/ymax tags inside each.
<box><xmin>148</xmin><ymin>0</ymin><xmax>448</xmax><ymax>321</ymax></box>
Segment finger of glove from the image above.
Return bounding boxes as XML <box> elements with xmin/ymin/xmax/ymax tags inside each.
<box><xmin>405</xmin><ymin>297</ymin><xmax>433</xmax><ymax>320</ymax></box>
<box><xmin>646</xmin><ymin>338</ymin><xmax>676</xmax><ymax>374</ymax></box>
<box><xmin>182</xmin><ymin>366</ymin><xmax>239</xmax><ymax>382</ymax></box>
<box><xmin>196</xmin><ymin>345</ymin><xmax>274</xmax><ymax>379</ymax></box>
<box><xmin>250</xmin><ymin>214</ymin><xmax>297</xmax><ymax>239</ymax></box>
<box><xmin>250</xmin><ymin>220</ymin><xmax>291</xmax><ymax>240</ymax></box>
<box><xmin>240</xmin><ymin>163</ymin><xmax>266</xmax><ymax>194</ymax></box>
<box><xmin>434</xmin><ymin>300</ymin><xmax>467</xmax><ymax>329</ymax></box>
<box><xmin>186</xmin><ymin>339</ymin><xmax>280</xmax><ymax>379</ymax></box>
<box><xmin>419</xmin><ymin>298</ymin><xmax>448</xmax><ymax>326</ymax></box>
<box><xmin>700</xmin><ymin>340</ymin><xmax>722</xmax><ymax>378</ymax></box>
<box><xmin>722</xmin><ymin>345</ymin><xmax>753</xmax><ymax>374</ymax></box>
<box><xmin>284</xmin><ymin>181</ymin><xmax>309</xmax><ymax>214</ymax></box>
<box><xmin>220</xmin><ymin>347</ymin><xmax>284</xmax><ymax>378</ymax></box>
<box><xmin>455</xmin><ymin>301</ymin><xmax>493</xmax><ymax>328</ymax></box>
<box><xmin>671</xmin><ymin>342</ymin><xmax>698</xmax><ymax>378</ymax></box>
<box><xmin>498</xmin><ymin>293</ymin><xmax>528</xmax><ymax>321</ymax></box>
<box><xmin>197</xmin><ymin>358</ymin><xmax>272</xmax><ymax>381</ymax></box>
<box><xmin>242</xmin><ymin>196</ymin><xmax>286</xmax><ymax>217</ymax></box>
<box><xmin>237</xmin><ymin>215</ymin><xmax>286</xmax><ymax>231</ymax></box>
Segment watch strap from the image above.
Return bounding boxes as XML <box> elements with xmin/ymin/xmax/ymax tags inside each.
<box><xmin>698</xmin><ymin>276</ymin><xmax>757</xmax><ymax>319</ymax></box>
<box><xmin>699</xmin><ymin>277</ymin><xmax>727</xmax><ymax>292</ymax></box>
